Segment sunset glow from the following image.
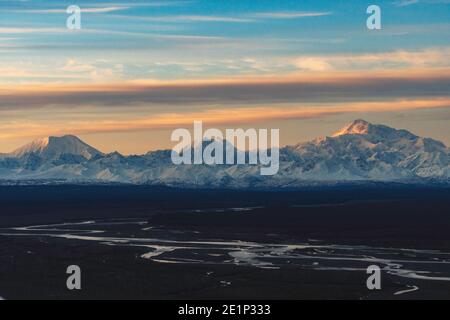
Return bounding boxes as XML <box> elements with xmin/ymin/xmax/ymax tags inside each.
<box><xmin>0</xmin><ymin>0</ymin><xmax>449</xmax><ymax>153</ymax></box>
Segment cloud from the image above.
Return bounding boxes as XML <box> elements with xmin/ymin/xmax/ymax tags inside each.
<box><xmin>0</xmin><ymin>27</ymin><xmax>65</xmax><ymax>34</ymax></box>
<box><xmin>293</xmin><ymin>58</ymin><xmax>332</xmax><ymax>72</ymax></box>
<box><xmin>18</xmin><ymin>6</ymin><xmax>130</xmax><ymax>13</ymax></box>
<box><xmin>393</xmin><ymin>0</ymin><xmax>420</xmax><ymax>7</ymax></box>
<box><xmin>0</xmin><ymin>98</ymin><xmax>448</xmax><ymax>140</ymax></box>
<box><xmin>5</xmin><ymin>1</ymin><xmax>193</xmax><ymax>14</ymax></box>
<box><xmin>112</xmin><ymin>14</ymin><xmax>254</xmax><ymax>23</ymax></box>
<box><xmin>393</xmin><ymin>0</ymin><xmax>450</xmax><ymax>6</ymax></box>
<box><xmin>1</xmin><ymin>47</ymin><xmax>448</xmax><ymax>90</ymax></box>
<box><xmin>252</xmin><ymin>11</ymin><xmax>332</xmax><ymax>19</ymax></box>
<box><xmin>0</xmin><ymin>59</ymin><xmax>123</xmax><ymax>82</ymax></box>
<box><xmin>61</xmin><ymin>59</ymin><xmax>121</xmax><ymax>80</ymax></box>
<box><xmin>0</xmin><ymin>69</ymin><xmax>449</xmax><ymax>110</ymax></box>
<box><xmin>109</xmin><ymin>10</ymin><xmax>334</xmax><ymax>24</ymax></box>
<box><xmin>291</xmin><ymin>48</ymin><xmax>450</xmax><ymax>71</ymax></box>
<box><xmin>110</xmin><ymin>11</ymin><xmax>331</xmax><ymax>23</ymax></box>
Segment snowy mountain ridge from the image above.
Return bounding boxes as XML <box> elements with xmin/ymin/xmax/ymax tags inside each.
<box><xmin>0</xmin><ymin>120</ymin><xmax>448</xmax><ymax>188</ymax></box>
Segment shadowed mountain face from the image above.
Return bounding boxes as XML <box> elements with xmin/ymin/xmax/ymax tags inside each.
<box><xmin>0</xmin><ymin>120</ymin><xmax>448</xmax><ymax>187</ymax></box>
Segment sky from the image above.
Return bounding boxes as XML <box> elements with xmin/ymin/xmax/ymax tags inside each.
<box><xmin>0</xmin><ymin>0</ymin><xmax>449</xmax><ymax>154</ymax></box>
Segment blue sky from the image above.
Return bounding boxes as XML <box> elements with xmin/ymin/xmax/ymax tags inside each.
<box><xmin>0</xmin><ymin>0</ymin><xmax>448</xmax><ymax>81</ymax></box>
<box><xmin>0</xmin><ymin>0</ymin><xmax>449</xmax><ymax>153</ymax></box>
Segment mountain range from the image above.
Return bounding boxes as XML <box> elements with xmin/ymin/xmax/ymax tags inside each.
<box><xmin>0</xmin><ymin>120</ymin><xmax>449</xmax><ymax>188</ymax></box>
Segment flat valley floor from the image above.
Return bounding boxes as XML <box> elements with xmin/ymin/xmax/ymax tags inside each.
<box><xmin>0</xmin><ymin>185</ymin><xmax>449</xmax><ymax>299</ymax></box>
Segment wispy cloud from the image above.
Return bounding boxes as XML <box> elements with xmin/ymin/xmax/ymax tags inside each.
<box><xmin>393</xmin><ymin>0</ymin><xmax>420</xmax><ymax>7</ymax></box>
<box><xmin>0</xmin><ymin>98</ymin><xmax>448</xmax><ymax>140</ymax></box>
<box><xmin>251</xmin><ymin>11</ymin><xmax>332</xmax><ymax>19</ymax></box>
<box><xmin>111</xmin><ymin>14</ymin><xmax>254</xmax><ymax>23</ymax></box>
<box><xmin>0</xmin><ymin>27</ymin><xmax>65</xmax><ymax>34</ymax></box>
<box><xmin>1</xmin><ymin>47</ymin><xmax>447</xmax><ymax>83</ymax></box>
<box><xmin>393</xmin><ymin>0</ymin><xmax>450</xmax><ymax>6</ymax></box>
<box><xmin>291</xmin><ymin>48</ymin><xmax>450</xmax><ymax>71</ymax></box>
<box><xmin>0</xmin><ymin>26</ymin><xmax>223</xmax><ymax>41</ymax></box>
<box><xmin>5</xmin><ymin>1</ymin><xmax>193</xmax><ymax>14</ymax></box>
<box><xmin>109</xmin><ymin>10</ymin><xmax>331</xmax><ymax>24</ymax></box>
<box><xmin>20</xmin><ymin>6</ymin><xmax>130</xmax><ymax>14</ymax></box>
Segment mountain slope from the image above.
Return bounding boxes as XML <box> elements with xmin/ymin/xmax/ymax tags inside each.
<box><xmin>11</xmin><ymin>135</ymin><xmax>103</xmax><ymax>160</ymax></box>
<box><xmin>282</xmin><ymin>119</ymin><xmax>449</xmax><ymax>181</ymax></box>
<box><xmin>0</xmin><ymin>120</ymin><xmax>448</xmax><ymax>187</ymax></box>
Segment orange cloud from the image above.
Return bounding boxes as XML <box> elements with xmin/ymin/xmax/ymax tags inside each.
<box><xmin>292</xmin><ymin>48</ymin><xmax>450</xmax><ymax>71</ymax></box>
<box><xmin>0</xmin><ymin>98</ymin><xmax>448</xmax><ymax>140</ymax></box>
<box><xmin>0</xmin><ymin>68</ymin><xmax>448</xmax><ymax>110</ymax></box>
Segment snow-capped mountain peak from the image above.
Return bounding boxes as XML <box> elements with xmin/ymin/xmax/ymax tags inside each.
<box><xmin>331</xmin><ymin>119</ymin><xmax>421</xmax><ymax>143</ymax></box>
<box><xmin>11</xmin><ymin>135</ymin><xmax>103</xmax><ymax>160</ymax></box>
<box><xmin>332</xmin><ymin>119</ymin><xmax>372</xmax><ymax>137</ymax></box>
